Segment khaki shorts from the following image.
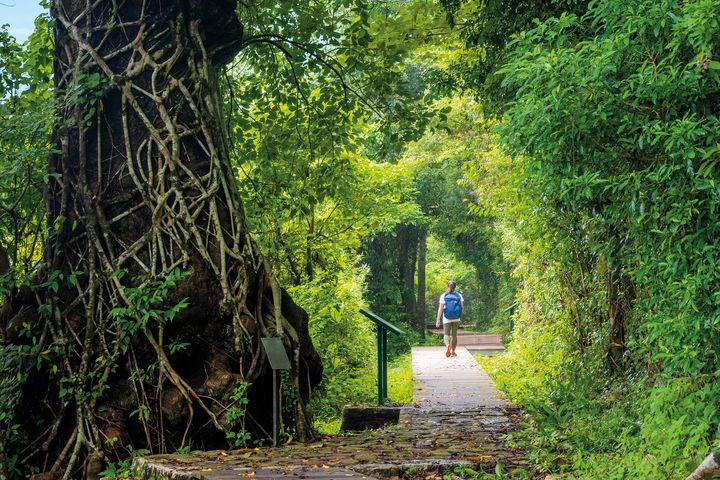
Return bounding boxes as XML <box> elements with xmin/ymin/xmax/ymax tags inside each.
<box><xmin>443</xmin><ymin>321</ymin><xmax>459</xmax><ymax>347</ymax></box>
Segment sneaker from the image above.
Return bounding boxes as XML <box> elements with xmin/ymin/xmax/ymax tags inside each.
<box><xmin>445</xmin><ymin>345</ymin><xmax>452</xmax><ymax>357</ymax></box>
<box><xmin>451</xmin><ymin>352</ymin><xmax>457</xmax><ymax>357</ymax></box>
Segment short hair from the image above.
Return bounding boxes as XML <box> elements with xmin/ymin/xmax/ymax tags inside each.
<box><xmin>447</xmin><ymin>280</ymin><xmax>456</xmax><ymax>292</ymax></box>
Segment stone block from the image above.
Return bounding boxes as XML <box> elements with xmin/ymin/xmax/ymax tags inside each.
<box><xmin>340</xmin><ymin>405</ymin><xmax>401</xmax><ymax>432</ymax></box>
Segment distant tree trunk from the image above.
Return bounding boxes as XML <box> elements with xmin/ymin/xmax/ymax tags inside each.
<box><xmin>397</xmin><ymin>225</ymin><xmax>418</xmax><ymax>325</ymax></box>
<box><xmin>362</xmin><ymin>233</ymin><xmax>397</xmax><ymax>321</ymax></box>
<box><xmin>1</xmin><ymin>1</ymin><xmax>321</xmax><ymax>477</ymax></box>
<box><xmin>607</xmin><ymin>265</ymin><xmax>625</xmax><ymax>369</ymax></box>
<box><xmin>606</xmin><ymin>232</ymin><xmax>634</xmax><ymax>372</ymax></box>
<box><xmin>305</xmin><ymin>205</ymin><xmax>315</xmax><ymax>281</ymax></box>
<box><xmin>416</xmin><ymin>227</ymin><xmax>427</xmax><ymax>340</ymax></box>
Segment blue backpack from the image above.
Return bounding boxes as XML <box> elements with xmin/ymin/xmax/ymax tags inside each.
<box><xmin>443</xmin><ymin>292</ymin><xmax>462</xmax><ymax>320</ymax></box>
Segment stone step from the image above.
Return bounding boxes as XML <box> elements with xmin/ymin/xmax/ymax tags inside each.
<box><xmin>133</xmin><ymin>458</ymin><xmax>377</xmax><ymax>479</ymax></box>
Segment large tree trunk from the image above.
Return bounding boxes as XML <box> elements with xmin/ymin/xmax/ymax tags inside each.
<box><xmin>1</xmin><ymin>1</ymin><xmax>321</xmax><ymax>478</ymax></box>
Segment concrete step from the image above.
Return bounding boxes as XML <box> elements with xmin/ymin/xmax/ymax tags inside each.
<box><xmin>428</xmin><ymin>330</ymin><xmax>503</xmax><ymax>346</ymax></box>
<box><xmin>466</xmin><ymin>346</ymin><xmax>505</xmax><ymax>356</ymax></box>
<box><xmin>456</xmin><ymin>334</ymin><xmax>502</xmax><ymax>346</ymax></box>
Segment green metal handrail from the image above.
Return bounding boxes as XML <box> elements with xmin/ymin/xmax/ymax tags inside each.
<box><xmin>359</xmin><ymin>309</ymin><xmax>405</xmax><ymax>404</ymax></box>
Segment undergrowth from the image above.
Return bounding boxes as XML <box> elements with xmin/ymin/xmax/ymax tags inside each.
<box><xmin>446</xmin><ymin>464</ymin><xmax>532</xmax><ymax>480</ymax></box>
<box><xmin>312</xmin><ymin>352</ymin><xmax>414</xmax><ymax>435</ymax></box>
<box><xmin>477</xmin><ymin>334</ymin><xmax>720</xmax><ymax>479</ymax></box>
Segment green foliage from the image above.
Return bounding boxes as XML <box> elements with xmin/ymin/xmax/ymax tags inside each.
<box><xmin>0</xmin><ymin>343</ymin><xmax>29</xmax><ymax>478</ymax></box>
<box><xmin>110</xmin><ymin>269</ymin><xmax>191</xmax><ymax>349</ymax></box>
<box><xmin>363</xmin><ymin>97</ymin><xmax>512</xmax><ymax>335</ymax></box>
<box><xmin>226</xmin><ymin>0</ymin><xmax>445</xmax><ymax>432</ymax></box>
<box><xmin>289</xmin><ymin>261</ymin><xmax>415</xmax><ymax>432</ymax></box>
<box><xmin>425</xmin><ymin>235</ymin><xmax>479</xmax><ymax>323</ymax></box>
<box><xmin>387</xmin><ymin>352</ymin><xmax>413</xmax><ymax>405</ymax></box>
<box><xmin>229</xmin><ymin>1</ymin><xmax>428</xmax><ymax>289</ymax></box>
<box><xmin>7</xmin><ymin>0</ymin><xmax>720</xmax><ymax>476</ymax></box>
<box><xmin>496</xmin><ymin>0</ymin><xmax>720</xmax><ymax>373</ymax></box>
<box><xmin>291</xmin><ymin>263</ymin><xmax>375</xmax><ymax>422</ymax></box>
<box><xmin>225</xmin><ymin>380</ymin><xmax>252</xmax><ymax>447</ymax></box>
<box><xmin>438</xmin><ymin>0</ymin><xmax>588</xmax><ymax>112</ymax></box>
<box><xmin>446</xmin><ymin>462</ymin><xmax>531</xmax><ymax>479</ymax></box>
<box><xmin>400</xmin><ymin>98</ymin><xmax>512</xmax><ymax>331</ymax></box>
<box><xmin>0</xmin><ymin>19</ymin><xmax>57</xmax><ymax>476</ymax></box>
<box><xmin>99</xmin><ymin>446</ymin><xmax>151</xmax><ymax>479</ymax></box>
<box><xmin>465</xmin><ymin>0</ymin><xmax>720</xmax><ymax>477</ymax></box>
<box><xmin>0</xmin><ymin>18</ymin><xmax>54</xmax><ymax>284</ymax></box>
<box><xmin>484</xmin><ymin>349</ymin><xmax>720</xmax><ymax>478</ymax></box>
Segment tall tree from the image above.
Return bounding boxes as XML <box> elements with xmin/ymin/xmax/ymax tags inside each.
<box><xmin>1</xmin><ymin>1</ymin><xmax>321</xmax><ymax>477</ymax></box>
<box><xmin>416</xmin><ymin>226</ymin><xmax>427</xmax><ymax>340</ymax></box>
<box><xmin>397</xmin><ymin>224</ymin><xmax>419</xmax><ymax>327</ymax></box>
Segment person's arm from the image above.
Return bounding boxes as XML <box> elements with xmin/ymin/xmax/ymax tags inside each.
<box><xmin>436</xmin><ymin>301</ymin><xmax>443</xmax><ymax>328</ymax></box>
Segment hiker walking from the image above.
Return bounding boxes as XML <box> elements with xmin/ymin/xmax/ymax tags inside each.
<box><xmin>436</xmin><ymin>280</ymin><xmax>464</xmax><ymax>357</ymax></box>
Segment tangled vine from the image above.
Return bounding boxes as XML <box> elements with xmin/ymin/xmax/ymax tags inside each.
<box><xmin>0</xmin><ymin>1</ymin><xmax>322</xmax><ymax>478</ymax></box>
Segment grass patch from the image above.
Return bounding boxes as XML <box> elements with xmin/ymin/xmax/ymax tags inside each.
<box><xmin>313</xmin><ymin>417</ymin><xmax>342</xmax><ymax>436</ymax></box>
<box><xmin>421</xmin><ymin>331</ymin><xmax>444</xmax><ymax>346</ymax></box>
<box><xmin>312</xmin><ymin>352</ymin><xmax>414</xmax><ymax>435</ymax></box>
<box><xmin>387</xmin><ymin>352</ymin><xmax>413</xmax><ymax>404</ymax></box>
<box><xmin>311</xmin><ymin>352</ymin><xmax>413</xmax><ymax>435</ymax></box>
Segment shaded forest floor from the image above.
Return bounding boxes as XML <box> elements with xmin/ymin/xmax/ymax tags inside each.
<box><xmin>133</xmin><ymin>347</ymin><xmax>531</xmax><ymax>479</ymax></box>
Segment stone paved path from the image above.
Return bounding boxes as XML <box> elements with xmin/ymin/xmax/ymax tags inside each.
<box><xmin>133</xmin><ymin>347</ymin><xmax>529</xmax><ymax>479</ymax></box>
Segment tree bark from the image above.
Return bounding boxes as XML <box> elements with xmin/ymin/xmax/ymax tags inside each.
<box><xmin>397</xmin><ymin>225</ymin><xmax>418</xmax><ymax>326</ymax></box>
<box><xmin>1</xmin><ymin>1</ymin><xmax>321</xmax><ymax>477</ymax></box>
<box><xmin>686</xmin><ymin>448</ymin><xmax>720</xmax><ymax>480</ymax></box>
<box><xmin>416</xmin><ymin>226</ymin><xmax>427</xmax><ymax>340</ymax></box>
<box><xmin>606</xmin><ymin>234</ymin><xmax>633</xmax><ymax>373</ymax></box>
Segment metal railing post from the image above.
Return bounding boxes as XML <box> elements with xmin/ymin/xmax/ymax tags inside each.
<box><xmin>359</xmin><ymin>309</ymin><xmax>405</xmax><ymax>406</ymax></box>
<box><xmin>381</xmin><ymin>327</ymin><xmax>388</xmax><ymax>403</ymax></box>
<box><xmin>377</xmin><ymin>326</ymin><xmax>384</xmax><ymax>404</ymax></box>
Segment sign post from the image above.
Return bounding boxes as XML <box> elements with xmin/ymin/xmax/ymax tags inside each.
<box><xmin>260</xmin><ymin>337</ymin><xmax>291</xmax><ymax>446</ymax></box>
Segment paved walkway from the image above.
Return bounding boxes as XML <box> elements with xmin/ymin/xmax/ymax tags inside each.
<box><xmin>413</xmin><ymin>346</ymin><xmax>507</xmax><ymax>410</ymax></box>
<box><xmin>134</xmin><ymin>347</ymin><xmax>528</xmax><ymax>479</ymax></box>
